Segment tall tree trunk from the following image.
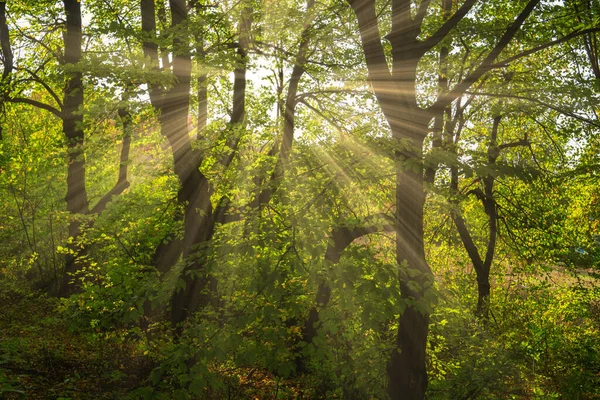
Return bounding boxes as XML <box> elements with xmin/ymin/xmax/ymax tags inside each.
<box><xmin>142</xmin><ymin>0</ymin><xmax>213</xmax><ymax>327</ymax></box>
<box><xmin>347</xmin><ymin>0</ymin><xmax>539</xmax><ymax>394</ymax></box>
<box><xmin>387</xmin><ymin>113</ymin><xmax>432</xmax><ymax>400</ymax></box>
<box><xmin>61</xmin><ymin>0</ymin><xmax>89</xmax><ymax>296</ymax></box>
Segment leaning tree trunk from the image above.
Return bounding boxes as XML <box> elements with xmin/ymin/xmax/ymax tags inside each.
<box><xmin>163</xmin><ymin>0</ymin><xmax>215</xmax><ymax>329</ymax></box>
<box><xmin>141</xmin><ymin>0</ymin><xmax>253</xmax><ymax>330</ymax></box>
<box><xmin>298</xmin><ymin>214</ymin><xmax>395</xmax><ymax>372</ymax></box>
<box><xmin>450</xmin><ymin>114</ymin><xmax>508</xmax><ymax>319</ymax></box>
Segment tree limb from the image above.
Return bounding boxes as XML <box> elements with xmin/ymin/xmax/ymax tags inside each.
<box><xmin>429</xmin><ymin>0</ymin><xmax>540</xmax><ymax>112</ymax></box>
<box><xmin>490</xmin><ymin>27</ymin><xmax>600</xmax><ymax>69</ymax></box>
<box><xmin>414</xmin><ymin>0</ymin><xmax>432</xmax><ymax>33</ymax></box>
<box><xmin>419</xmin><ymin>0</ymin><xmax>477</xmax><ymax>55</ymax></box>
<box><xmin>22</xmin><ymin>67</ymin><xmax>63</xmax><ymax>109</ymax></box>
<box><xmin>465</xmin><ymin>90</ymin><xmax>600</xmax><ymax>128</ymax></box>
<box><xmin>8</xmin><ymin>97</ymin><xmax>62</xmax><ymax>117</ymax></box>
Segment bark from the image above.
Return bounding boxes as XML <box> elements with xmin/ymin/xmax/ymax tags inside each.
<box><xmin>451</xmin><ymin>206</ymin><xmax>489</xmax><ymax>314</ymax></box>
<box><xmin>219</xmin><ymin>3</ymin><xmax>252</xmax><ymax>169</ymax></box>
<box><xmin>156</xmin><ymin>0</ymin><xmax>171</xmax><ymax>72</ymax></box>
<box><xmin>424</xmin><ymin>0</ymin><xmax>452</xmax><ymax>185</ymax></box>
<box><xmin>197</xmin><ymin>72</ymin><xmax>207</xmax><ymax>137</ymax></box>
<box><xmin>165</xmin><ymin>0</ymin><xmax>215</xmax><ymax>329</ymax></box>
<box><xmin>0</xmin><ymin>1</ymin><xmax>13</xmax><ymax>80</ymax></box>
<box><xmin>430</xmin><ymin>0</ymin><xmax>541</xmax><ymax>112</ymax></box>
<box><xmin>141</xmin><ymin>0</ymin><xmax>253</xmax><ymax>330</ymax></box>
<box><xmin>141</xmin><ymin>0</ymin><xmax>182</xmax><ymax>281</ymax></box>
<box><xmin>455</xmin><ymin>114</ymin><xmax>527</xmax><ymax>317</ymax></box>
<box><xmin>574</xmin><ymin>0</ymin><xmax>600</xmax><ymax>80</ymax></box>
<box><xmin>0</xmin><ymin>1</ymin><xmax>129</xmax><ymax>296</ymax></box>
<box><xmin>61</xmin><ymin>0</ymin><xmax>89</xmax><ymax>296</ymax></box>
<box><xmin>63</xmin><ymin>0</ymin><xmax>87</xmax><ymax>219</ymax></box>
<box><xmin>192</xmin><ymin>3</ymin><xmax>208</xmax><ymax>139</ymax></box>
<box><xmin>349</xmin><ymin>1</ymin><xmax>433</xmax><ymax>397</ymax></box>
<box><xmin>91</xmin><ymin>108</ymin><xmax>131</xmax><ymax>215</ymax></box>
<box><xmin>61</xmin><ymin>106</ymin><xmax>133</xmax><ymax>295</ymax></box>
<box><xmin>387</xmin><ymin>119</ymin><xmax>432</xmax><ymax>400</ymax></box>
<box><xmin>450</xmin><ymin>115</ymin><xmax>505</xmax><ymax>318</ymax></box>
<box><xmin>231</xmin><ymin>7</ymin><xmax>250</xmax><ymax>127</ymax></box>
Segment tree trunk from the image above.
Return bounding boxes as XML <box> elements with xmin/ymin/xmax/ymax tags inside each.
<box><xmin>164</xmin><ymin>0</ymin><xmax>215</xmax><ymax>330</ymax></box>
<box><xmin>450</xmin><ymin>115</ymin><xmax>503</xmax><ymax>319</ymax></box>
<box><xmin>197</xmin><ymin>73</ymin><xmax>207</xmax><ymax>137</ymax></box>
<box><xmin>387</xmin><ymin>128</ymin><xmax>432</xmax><ymax>400</ymax></box>
<box><xmin>140</xmin><ymin>0</ymin><xmax>215</xmax><ymax>328</ymax></box>
<box><xmin>142</xmin><ymin>0</ymin><xmax>252</xmax><ymax>330</ymax></box>
<box><xmin>257</xmin><ymin>0</ymin><xmax>313</xmax><ymax>207</ymax></box>
<box><xmin>347</xmin><ymin>0</ymin><xmax>538</xmax><ymax>395</ymax></box>
<box><xmin>61</xmin><ymin>0</ymin><xmax>88</xmax><ymax>296</ymax></box>
<box><xmin>1</xmin><ymin>1</ymin><xmax>129</xmax><ymax>297</ymax></box>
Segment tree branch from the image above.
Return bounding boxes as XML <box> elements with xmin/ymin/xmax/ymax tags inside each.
<box><xmin>414</xmin><ymin>0</ymin><xmax>432</xmax><ymax>33</ymax></box>
<box><xmin>8</xmin><ymin>97</ymin><xmax>62</xmax><ymax>117</ymax></box>
<box><xmin>429</xmin><ymin>0</ymin><xmax>540</xmax><ymax>112</ymax></box>
<box><xmin>90</xmin><ymin>108</ymin><xmax>132</xmax><ymax>214</ymax></box>
<box><xmin>419</xmin><ymin>0</ymin><xmax>477</xmax><ymax>54</ymax></box>
<box><xmin>498</xmin><ymin>139</ymin><xmax>529</xmax><ymax>150</ymax></box>
<box><xmin>465</xmin><ymin>90</ymin><xmax>600</xmax><ymax>128</ymax></box>
<box><xmin>490</xmin><ymin>27</ymin><xmax>600</xmax><ymax>69</ymax></box>
<box><xmin>348</xmin><ymin>0</ymin><xmax>400</xmax><ymax>120</ymax></box>
<box><xmin>22</xmin><ymin>67</ymin><xmax>63</xmax><ymax>109</ymax></box>
<box><xmin>326</xmin><ymin>213</ymin><xmax>396</xmax><ymax>263</ymax></box>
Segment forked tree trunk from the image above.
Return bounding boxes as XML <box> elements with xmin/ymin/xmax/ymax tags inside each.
<box><xmin>141</xmin><ymin>0</ymin><xmax>211</xmax><ymax>327</ymax></box>
<box><xmin>142</xmin><ymin>0</ymin><xmax>252</xmax><ymax>330</ymax></box>
<box><xmin>60</xmin><ymin>1</ymin><xmax>133</xmax><ymax>296</ymax></box>
<box><xmin>163</xmin><ymin>0</ymin><xmax>215</xmax><ymax>329</ymax></box>
<box><xmin>451</xmin><ymin>113</ymin><xmax>528</xmax><ymax>319</ymax></box>
<box><xmin>346</xmin><ymin>0</ymin><xmax>539</xmax><ymax>396</ymax></box>
<box><xmin>0</xmin><ymin>1</ymin><xmax>130</xmax><ymax>296</ymax></box>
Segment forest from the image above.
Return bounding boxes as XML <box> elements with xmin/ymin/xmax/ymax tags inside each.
<box><xmin>0</xmin><ymin>0</ymin><xmax>599</xmax><ymax>399</ymax></box>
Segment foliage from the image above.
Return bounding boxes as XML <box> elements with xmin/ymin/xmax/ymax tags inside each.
<box><xmin>0</xmin><ymin>0</ymin><xmax>599</xmax><ymax>399</ymax></box>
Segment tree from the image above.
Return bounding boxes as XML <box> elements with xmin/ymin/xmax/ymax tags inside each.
<box><xmin>139</xmin><ymin>0</ymin><xmax>255</xmax><ymax>329</ymax></box>
<box><xmin>345</xmin><ymin>0</ymin><xmax>541</xmax><ymax>397</ymax></box>
<box><xmin>0</xmin><ymin>0</ymin><xmax>132</xmax><ymax>295</ymax></box>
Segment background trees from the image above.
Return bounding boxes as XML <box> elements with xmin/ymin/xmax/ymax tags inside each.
<box><xmin>0</xmin><ymin>0</ymin><xmax>599</xmax><ymax>399</ymax></box>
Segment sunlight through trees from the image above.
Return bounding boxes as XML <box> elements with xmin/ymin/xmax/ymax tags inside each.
<box><xmin>0</xmin><ymin>0</ymin><xmax>599</xmax><ymax>398</ymax></box>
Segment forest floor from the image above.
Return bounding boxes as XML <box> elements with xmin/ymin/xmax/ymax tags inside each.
<box><xmin>0</xmin><ymin>292</ymin><xmax>153</xmax><ymax>399</ymax></box>
<box><xmin>0</xmin><ymin>291</ymin><xmax>305</xmax><ymax>399</ymax></box>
